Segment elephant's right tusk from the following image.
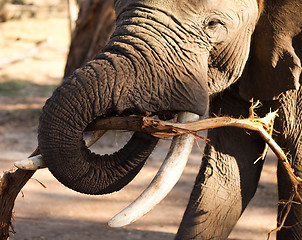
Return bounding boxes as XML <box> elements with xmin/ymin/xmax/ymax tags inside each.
<box><xmin>108</xmin><ymin>111</ymin><xmax>200</xmax><ymax>228</ymax></box>
<box><xmin>14</xmin><ymin>154</ymin><xmax>46</xmax><ymax>170</ymax></box>
<box><xmin>14</xmin><ymin>130</ymin><xmax>107</xmax><ymax>170</ymax></box>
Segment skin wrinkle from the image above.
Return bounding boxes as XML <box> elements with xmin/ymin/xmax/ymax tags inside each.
<box><xmin>208</xmin><ymin>40</ymin><xmax>248</xmax><ymax>93</ymax></box>
<box><xmin>185</xmin><ymin>156</ymin><xmax>241</xmax><ymax>239</ymax></box>
<box><xmin>276</xmin><ymin>90</ymin><xmax>302</xmax><ymax>169</ymax></box>
<box><xmin>111</xmin><ymin>34</ymin><xmax>160</xmax><ymax>86</ymax></box>
<box><xmin>183</xmin><ymin>162</ymin><xmax>210</xmax><ymax>210</ymax></box>
<box><xmin>73</xmin><ymin>65</ymin><xmax>102</xmax><ymax>119</ymax></box>
<box><xmin>105</xmin><ymin>33</ymin><xmax>162</xmax><ymax>109</ymax></box>
<box><xmin>116</xmin><ymin>5</ymin><xmax>189</xmax><ymax>41</ymax></box>
<box><xmin>84</xmin><ymin>77</ymin><xmax>99</xmax><ymax>119</ymax></box>
<box><xmin>74</xmin><ymin>74</ymin><xmax>98</xmax><ymax>124</ymax></box>
<box><xmin>75</xmin><ymin>67</ymin><xmax>98</xmax><ymax>120</ymax></box>
<box><xmin>208</xmin><ymin>22</ymin><xmax>252</xmax><ymax>92</ymax></box>
<box><xmin>83</xmin><ymin>62</ymin><xmax>112</xmax><ymax>118</ymax></box>
<box><xmin>86</xmin><ymin>61</ymin><xmax>109</xmax><ymax>103</ymax></box>
<box><xmin>122</xmin><ymin>19</ymin><xmax>199</xmax><ymax>74</ymax></box>
<box><xmin>110</xmin><ymin>57</ymin><xmax>131</xmax><ymax>111</ymax></box>
<box><xmin>213</xmin><ymin>151</ymin><xmax>239</xmax><ymax>191</ymax></box>
<box><xmin>118</xmin><ymin>7</ymin><xmax>204</xmax><ymax>67</ymax></box>
<box><xmin>98</xmin><ymin>55</ymin><xmax>123</xmax><ymax>112</ymax></box>
<box><xmin>126</xmin><ymin>23</ymin><xmax>169</xmax><ymax>60</ymax></box>
<box><xmin>130</xmin><ymin>4</ymin><xmax>194</xmax><ymax>37</ymax></box>
<box><xmin>106</xmin><ymin>40</ymin><xmax>147</xmax><ymax>78</ymax></box>
<box><xmin>49</xmin><ymin>85</ymin><xmax>86</xmax><ymax>132</ymax></box>
<box><xmin>271</xmin><ymin>90</ymin><xmax>302</xmax><ymax>238</ymax></box>
<box><xmin>111</xmin><ymin>39</ymin><xmax>159</xmax><ymax>110</ymax></box>
<box><xmin>59</xmin><ymin>92</ymin><xmax>86</xmax><ymax>130</ymax></box>
<box><xmin>184</xmin><ymin>171</ymin><xmax>241</xmax><ymax>240</ymax></box>
<box><xmin>42</xmin><ymin>100</ymin><xmax>73</xmax><ymax>134</ymax></box>
<box><xmin>101</xmin><ymin>61</ymin><xmax>113</xmax><ymax>114</ymax></box>
<box><xmin>172</xmin><ymin>81</ymin><xmax>197</xmax><ymax>107</ymax></box>
<box><xmin>140</xmin><ymin>23</ymin><xmax>190</xmax><ymax>67</ymax></box>
<box><xmin>212</xmin><ymin>26</ymin><xmax>248</xmax><ymax>67</ymax></box>
<box><xmin>106</xmin><ymin>14</ymin><xmax>207</xmax><ymax>113</ymax></box>
<box><xmin>227</xmin><ymin>34</ymin><xmax>246</xmax><ymax>71</ymax></box>
<box><xmin>40</xmin><ymin>101</ymin><xmax>89</xmax><ymax>181</ymax></box>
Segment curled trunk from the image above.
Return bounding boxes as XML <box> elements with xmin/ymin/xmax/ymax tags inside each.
<box><xmin>39</xmin><ymin>57</ymin><xmax>160</xmax><ymax>195</ymax></box>
<box><xmin>38</xmin><ymin>7</ymin><xmax>208</xmax><ymax>195</ymax></box>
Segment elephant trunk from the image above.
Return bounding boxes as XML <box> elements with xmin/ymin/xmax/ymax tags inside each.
<box><xmin>38</xmin><ymin>7</ymin><xmax>208</xmax><ymax>196</ymax></box>
<box><xmin>38</xmin><ymin>57</ymin><xmax>159</xmax><ymax>195</ymax></box>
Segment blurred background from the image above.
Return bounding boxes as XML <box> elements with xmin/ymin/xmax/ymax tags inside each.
<box><xmin>0</xmin><ymin>1</ymin><xmax>278</xmax><ymax>239</ymax></box>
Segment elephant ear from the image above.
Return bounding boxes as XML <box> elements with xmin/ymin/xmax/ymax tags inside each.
<box><xmin>239</xmin><ymin>0</ymin><xmax>302</xmax><ymax>101</ymax></box>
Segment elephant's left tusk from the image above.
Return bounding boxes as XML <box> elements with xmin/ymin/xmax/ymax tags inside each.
<box><xmin>14</xmin><ymin>130</ymin><xmax>107</xmax><ymax>170</ymax></box>
<box><xmin>108</xmin><ymin>111</ymin><xmax>200</xmax><ymax>228</ymax></box>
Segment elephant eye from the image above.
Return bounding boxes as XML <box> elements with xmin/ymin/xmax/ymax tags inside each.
<box><xmin>206</xmin><ymin>19</ymin><xmax>224</xmax><ymax>29</ymax></box>
<box><xmin>208</xmin><ymin>20</ymin><xmax>218</xmax><ymax>27</ymax></box>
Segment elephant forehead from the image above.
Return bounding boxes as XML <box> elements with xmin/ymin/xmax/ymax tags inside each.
<box><xmin>116</xmin><ymin>0</ymin><xmax>258</xmax><ymax>26</ymax></box>
<box><xmin>137</xmin><ymin>0</ymin><xmax>256</xmax><ymax>13</ymax></box>
<box><xmin>199</xmin><ymin>0</ymin><xmax>254</xmax><ymax>9</ymax></box>
<box><xmin>187</xmin><ymin>0</ymin><xmax>258</xmax><ymax>22</ymax></box>
<box><xmin>116</xmin><ymin>0</ymin><xmax>257</xmax><ymax>11</ymax></box>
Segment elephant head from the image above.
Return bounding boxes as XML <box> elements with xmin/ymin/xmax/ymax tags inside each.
<box><xmin>39</xmin><ymin>0</ymin><xmax>259</xmax><ymax>194</ymax></box>
<box><xmin>37</xmin><ymin>0</ymin><xmax>302</xmax><ymax>237</ymax></box>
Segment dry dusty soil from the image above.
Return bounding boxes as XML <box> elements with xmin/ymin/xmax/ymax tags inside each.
<box><xmin>0</xmin><ymin>13</ymin><xmax>279</xmax><ymax>240</ymax></box>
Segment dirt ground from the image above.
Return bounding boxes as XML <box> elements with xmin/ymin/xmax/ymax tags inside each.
<box><xmin>0</xmin><ymin>13</ymin><xmax>279</xmax><ymax>240</ymax></box>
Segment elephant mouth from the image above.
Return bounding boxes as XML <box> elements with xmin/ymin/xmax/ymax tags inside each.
<box><xmin>15</xmin><ymin>111</ymin><xmax>201</xmax><ymax>227</ymax></box>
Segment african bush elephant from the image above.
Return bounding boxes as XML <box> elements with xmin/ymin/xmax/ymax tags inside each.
<box><xmin>37</xmin><ymin>0</ymin><xmax>302</xmax><ymax>239</ymax></box>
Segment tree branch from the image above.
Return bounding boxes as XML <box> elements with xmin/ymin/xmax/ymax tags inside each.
<box><xmin>1</xmin><ymin>105</ymin><xmax>302</xmax><ymax>239</ymax></box>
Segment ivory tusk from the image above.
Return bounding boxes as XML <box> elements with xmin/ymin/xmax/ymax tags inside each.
<box><xmin>14</xmin><ymin>130</ymin><xmax>107</xmax><ymax>170</ymax></box>
<box><xmin>108</xmin><ymin>112</ymin><xmax>200</xmax><ymax>228</ymax></box>
<box><xmin>14</xmin><ymin>154</ymin><xmax>46</xmax><ymax>170</ymax></box>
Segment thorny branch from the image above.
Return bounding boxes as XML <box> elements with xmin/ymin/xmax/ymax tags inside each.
<box><xmin>1</xmin><ymin>103</ymin><xmax>302</xmax><ymax>239</ymax></box>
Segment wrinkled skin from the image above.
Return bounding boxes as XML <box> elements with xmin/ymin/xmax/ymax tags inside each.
<box><xmin>38</xmin><ymin>0</ymin><xmax>302</xmax><ymax>239</ymax></box>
